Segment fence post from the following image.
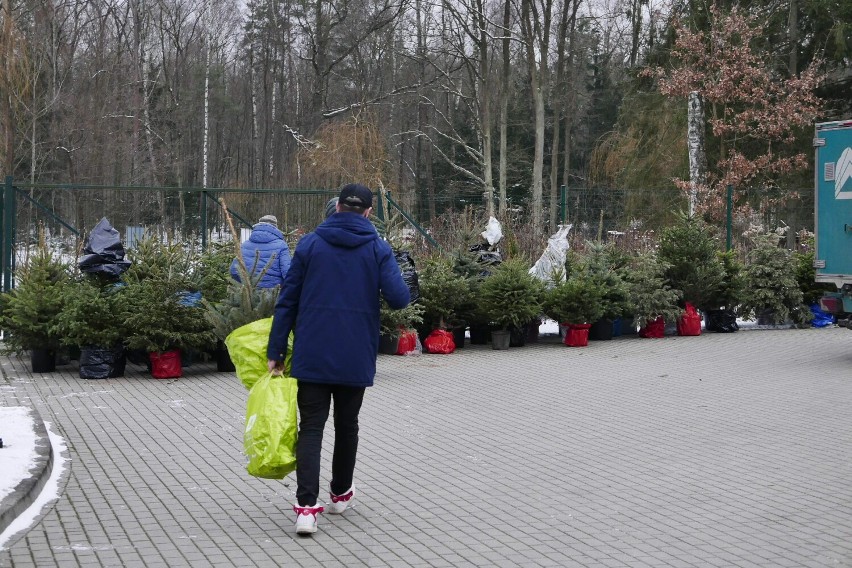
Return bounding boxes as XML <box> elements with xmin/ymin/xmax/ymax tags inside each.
<box><xmin>560</xmin><ymin>185</ymin><xmax>566</xmax><ymax>225</ymax></box>
<box><xmin>2</xmin><ymin>177</ymin><xmax>15</xmax><ymax>292</ymax></box>
<box><xmin>376</xmin><ymin>188</ymin><xmax>385</xmax><ymax>222</ymax></box>
<box><xmin>726</xmin><ymin>184</ymin><xmax>733</xmax><ymax>251</ymax></box>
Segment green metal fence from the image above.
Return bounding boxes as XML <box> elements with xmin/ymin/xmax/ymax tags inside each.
<box><xmin>0</xmin><ymin>178</ymin><xmax>444</xmax><ymax>291</ymax></box>
<box><xmin>0</xmin><ymin>177</ymin><xmax>816</xmax><ymax>291</ymax></box>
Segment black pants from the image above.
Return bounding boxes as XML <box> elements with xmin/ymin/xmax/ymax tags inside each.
<box><xmin>295</xmin><ymin>381</ymin><xmax>366</xmax><ymax>507</ymax></box>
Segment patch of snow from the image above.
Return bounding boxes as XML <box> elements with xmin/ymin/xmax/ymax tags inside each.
<box><xmin>0</xmin><ymin>407</ymin><xmax>37</xmax><ymax>504</ymax></box>
<box><xmin>0</xmin><ymin>421</ymin><xmax>69</xmax><ymax>550</ymax></box>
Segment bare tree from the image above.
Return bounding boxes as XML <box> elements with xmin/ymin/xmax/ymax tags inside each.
<box><xmin>519</xmin><ymin>0</ymin><xmax>554</xmax><ymax>236</ymax></box>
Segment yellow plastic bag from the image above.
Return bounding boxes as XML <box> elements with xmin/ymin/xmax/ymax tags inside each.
<box><xmin>244</xmin><ymin>371</ymin><xmax>298</xmax><ymax>479</ymax></box>
<box><xmin>225</xmin><ymin>317</ymin><xmax>292</xmax><ymax>390</ymax></box>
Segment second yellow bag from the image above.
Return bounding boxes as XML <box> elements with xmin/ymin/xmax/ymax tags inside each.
<box><xmin>244</xmin><ymin>371</ymin><xmax>298</xmax><ymax>479</ymax></box>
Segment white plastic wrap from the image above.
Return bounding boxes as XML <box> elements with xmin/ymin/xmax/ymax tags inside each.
<box><xmin>481</xmin><ymin>216</ymin><xmax>503</xmax><ymax>246</ymax></box>
<box><xmin>529</xmin><ymin>224</ymin><xmax>573</xmax><ymax>284</ymax></box>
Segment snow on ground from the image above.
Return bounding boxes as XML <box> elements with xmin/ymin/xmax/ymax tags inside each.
<box><xmin>0</xmin><ymin>407</ymin><xmax>37</xmax><ymax>504</ymax></box>
<box><xmin>0</xmin><ymin>420</ymin><xmax>67</xmax><ymax>550</ymax></box>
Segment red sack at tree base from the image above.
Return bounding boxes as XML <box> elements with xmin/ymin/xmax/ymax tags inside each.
<box><xmin>563</xmin><ymin>323</ymin><xmax>591</xmax><ymax>347</ymax></box>
<box><xmin>423</xmin><ymin>329</ymin><xmax>455</xmax><ymax>354</ymax></box>
<box><xmin>638</xmin><ymin>316</ymin><xmax>665</xmax><ymax>338</ymax></box>
<box><xmin>396</xmin><ymin>329</ymin><xmax>418</xmax><ymax>355</ymax></box>
<box><xmin>150</xmin><ymin>349</ymin><xmax>183</xmax><ymax>379</ymax></box>
<box><xmin>676</xmin><ymin>303</ymin><xmax>702</xmax><ymax>336</ymax></box>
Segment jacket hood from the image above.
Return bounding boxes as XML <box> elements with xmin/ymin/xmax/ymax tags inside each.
<box><xmin>250</xmin><ymin>223</ymin><xmax>284</xmax><ymax>243</ymax></box>
<box><xmin>314</xmin><ymin>213</ymin><xmax>378</xmax><ymax>249</ymax></box>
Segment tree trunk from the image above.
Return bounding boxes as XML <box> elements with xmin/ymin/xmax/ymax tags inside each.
<box><xmin>2</xmin><ymin>0</ymin><xmax>14</xmax><ymax>174</ymax></box>
<box><xmin>788</xmin><ymin>0</ymin><xmax>798</xmax><ymax>76</ymax></box>
<box><xmin>521</xmin><ymin>0</ymin><xmax>552</xmax><ymax>237</ymax></box>
<box><xmin>202</xmin><ymin>0</ymin><xmax>211</xmax><ymax>189</ymax></box>
<box><xmin>479</xmin><ymin>21</ymin><xmax>494</xmax><ymax>218</ymax></box>
<box><xmin>498</xmin><ymin>0</ymin><xmax>510</xmax><ymax>218</ymax></box>
<box><xmin>687</xmin><ymin>91</ymin><xmax>707</xmax><ymax>216</ymax></box>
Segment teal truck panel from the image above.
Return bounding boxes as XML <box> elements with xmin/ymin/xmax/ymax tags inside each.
<box><xmin>814</xmin><ymin>120</ymin><xmax>852</xmax><ymax>288</ymax></box>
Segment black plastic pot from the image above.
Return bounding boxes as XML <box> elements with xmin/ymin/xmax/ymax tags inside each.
<box><xmin>30</xmin><ymin>349</ymin><xmax>56</xmax><ymax>373</ymax></box>
<box><xmin>215</xmin><ymin>347</ymin><xmax>237</xmax><ymax>371</ymax></box>
<box><xmin>491</xmin><ymin>329</ymin><xmax>510</xmax><ymax>350</ymax></box>
<box><xmin>378</xmin><ymin>333</ymin><xmax>400</xmax><ymax>355</ymax></box>
<box><xmin>509</xmin><ymin>325</ymin><xmax>527</xmax><ymax>347</ymax></box>
<box><xmin>451</xmin><ymin>326</ymin><xmax>466</xmax><ymax>348</ymax></box>
<box><xmin>705</xmin><ymin>309</ymin><xmax>739</xmax><ymax>333</ymax></box>
<box><xmin>469</xmin><ymin>325</ymin><xmax>490</xmax><ymax>345</ymax></box>
<box><xmin>526</xmin><ymin>319</ymin><xmax>541</xmax><ymax>343</ymax></box>
<box><xmin>589</xmin><ymin>318</ymin><xmax>614</xmax><ymax>341</ymax></box>
<box><xmin>79</xmin><ymin>345</ymin><xmax>126</xmax><ymax>379</ymax></box>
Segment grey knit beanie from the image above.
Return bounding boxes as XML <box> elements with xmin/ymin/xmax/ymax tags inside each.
<box><xmin>258</xmin><ymin>214</ymin><xmax>278</xmax><ymax>228</ymax></box>
<box><xmin>325</xmin><ymin>198</ymin><xmax>339</xmax><ymax>219</ymax></box>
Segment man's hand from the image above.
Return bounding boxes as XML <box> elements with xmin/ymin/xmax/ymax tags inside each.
<box><xmin>267</xmin><ymin>359</ymin><xmax>285</xmax><ymax>375</ymax></box>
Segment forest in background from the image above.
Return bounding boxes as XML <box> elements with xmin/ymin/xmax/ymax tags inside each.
<box><xmin>0</xmin><ymin>0</ymin><xmax>850</xmax><ymax>239</ymax></box>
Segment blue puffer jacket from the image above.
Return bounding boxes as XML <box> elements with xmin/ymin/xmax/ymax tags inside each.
<box><xmin>267</xmin><ymin>213</ymin><xmax>410</xmax><ymax>387</ymax></box>
<box><xmin>230</xmin><ymin>223</ymin><xmax>292</xmax><ymax>289</ymax></box>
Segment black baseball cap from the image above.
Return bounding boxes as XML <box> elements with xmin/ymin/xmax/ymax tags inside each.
<box><xmin>338</xmin><ymin>183</ymin><xmax>373</xmax><ymax>209</ymax></box>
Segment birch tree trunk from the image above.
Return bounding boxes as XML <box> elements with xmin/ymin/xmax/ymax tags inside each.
<box><xmin>498</xmin><ymin>0</ymin><xmax>510</xmax><ymax>217</ymax></box>
<box><xmin>687</xmin><ymin>91</ymin><xmax>707</xmax><ymax>216</ymax></box>
<box><xmin>202</xmin><ymin>0</ymin><xmax>211</xmax><ymax>189</ymax></box>
<box><xmin>250</xmin><ymin>45</ymin><xmax>259</xmax><ymax>187</ymax></box>
<box><xmin>477</xmin><ymin>0</ymin><xmax>494</xmax><ymax>218</ymax></box>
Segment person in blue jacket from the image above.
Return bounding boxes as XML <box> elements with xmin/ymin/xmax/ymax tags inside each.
<box><xmin>267</xmin><ymin>183</ymin><xmax>410</xmax><ymax>535</ymax></box>
<box><xmin>230</xmin><ymin>214</ymin><xmax>291</xmax><ymax>288</ymax></box>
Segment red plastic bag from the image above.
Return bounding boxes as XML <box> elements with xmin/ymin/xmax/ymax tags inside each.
<box><xmin>638</xmin><ymin>316</ymin><xmax>665</xmax><ymax>338</ymax></box>
<box><xmin>423</xmin><ymin>329</ymin><xmax>455</xmax><ymax>354</ymax></box>
<box><xmin>150</xmin><ymin>349</ymin><xmax>182</xmax><ymax>379</ymax></box>
<box><xmin>396</xmin><ymin>329</ymin><xmax>418</xmax><ymax>355</ymax></box>
<box><xmin>677</xmin><ymin>303</ymin><xmax>702</xmax><ymax>336</ymax></box>
<box><xmin>563</xmin><ymin>323</ymin><xmax>591</xmax><ymax>347</ymax></box>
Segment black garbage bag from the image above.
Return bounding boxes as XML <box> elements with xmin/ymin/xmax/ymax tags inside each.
<box><xmin>79</xmin><ymin>345</ymin><xmax>126</xmax><ymax>379</ymax></box>
<box><xmin>394</xmin><ymin>250</ymin><xmax>420</xmax><ymax>303</ymax></box>
<box><xmin>468</xmin><ymin>244</ymin><xmax>502</xmax><ymax>277</ymax></box>
<box><xmin>705</xmin><ymin>309</ymin><xmax>739</xmax><ymax>333</ymax></box>
<box><xmin>79</xmin><ymin>218</ymin><xmax>131</xmax><ymax>277</ymax></box>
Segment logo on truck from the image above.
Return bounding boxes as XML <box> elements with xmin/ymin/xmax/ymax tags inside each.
<box><xmin>834</xmin><ymin>147</ymin><xmax>852</xmax><ymax>199</ymax></box>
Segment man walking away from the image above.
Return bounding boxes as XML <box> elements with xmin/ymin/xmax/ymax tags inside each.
<box><xmin>230</xmin><ymin>214</ymin><xmax>292</xmax><ymax>288</ymax></box>
<box><xmin>267</xmin><ymin>183</ymin><xmax>410</xmax><ymax>535</ymax></box>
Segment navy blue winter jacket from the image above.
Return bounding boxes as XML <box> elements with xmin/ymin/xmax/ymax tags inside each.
<box><xmin>230</xmin><ymin>223</ymin><xmax>292</xmax><ymax>288</ymax></box>
<box><xmin>266</xmin><ymin>213</ymin><xmax>410</xmax><ymax>387</ymax></box>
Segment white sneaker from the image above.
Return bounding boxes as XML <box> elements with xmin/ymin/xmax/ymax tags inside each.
<box><xmin>294</xmin><ymin>504</ymin><xmax>324</xmax><ymax>534</ymax></box>
<box><xmin>327</xmin><ymin>486</ymin><xmax>355</xmax><ymax>515</ymax></box>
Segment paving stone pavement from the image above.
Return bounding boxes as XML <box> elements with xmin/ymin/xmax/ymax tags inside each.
<box><xmin>1</xmin><ymin>327</ymin><xmax>851</xmax><ymax>568</ymax></box>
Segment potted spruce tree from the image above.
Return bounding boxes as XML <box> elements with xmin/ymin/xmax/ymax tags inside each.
<box><xmin>477</xmin><ymin>259</ymin><xmax>544</xmax><ymax>350</ymax></box>
<box><xmin>657</xmin><ymin>214</ymin><xmax>725</xmax><ymax>313</ymax></box>
<box><xmin>121</xmin><ymin>237</ymin><xmax>215</xmax><ymax>378</ymax></box>
<box><xmin>704</xmin><ymin>250</ymin><xmax>745</xmax><ymax>332</ymax></box>
<box><xmin>379</xmin><ymin>301</ymin><xmax>425</xmax><ymax>354</ymax></box>
<box><xmin>54</xmin><ymin>276</ymin><xmax>127</xmax><ymax>379</ymax></box>
<box><xmin>416</xmin><ymin>256</ymin><xmax>473</xmax><ymax>351</ymax></box>
<box><xmin>544</xmin><ymin>273</ymin><xmax>605</xmax><ymax>347</ymax></box>
<box><xmin>581</xmin><ymin>242</ymin><xmax>631</xmax><ymax>340</ymax></box>
<box><xmin>741</xmin><ymin>233</ymin><xmax>812</xmax><ymax>326</ymax></box>
<box><xmin>0</xmin><ymin>246</ymin><xmax>70</xmax><ymax>372</ymax></box>
<box><xmin>451</xmin><ymin>249</ymin><xmax>490</xmax><ymax>345</ymax></box>
<box><xmin>623</xmin><ymin>252</ymin><xmax>683</xmax><ymax>337</ymax></box>
<box><xmin>121</xmin><ymin>277</ymin><xmax>215</xmax><ymax>378</ymax></box>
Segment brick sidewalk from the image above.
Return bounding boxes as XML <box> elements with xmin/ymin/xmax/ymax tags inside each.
<box><xmin>1</xmin><ymin>328</ymin><xmax>851</xmax><ymax>567</ymax></box>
